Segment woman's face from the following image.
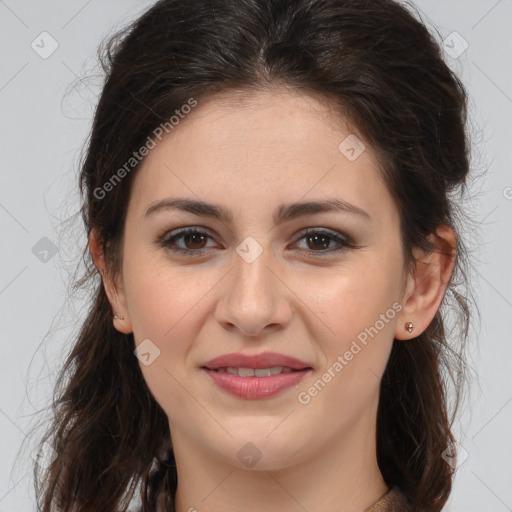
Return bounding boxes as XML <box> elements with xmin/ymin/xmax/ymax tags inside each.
<box><xmin>113</xmin><ymin>88</ymin><xmax>412</xmax><ymax>469</ymax></box>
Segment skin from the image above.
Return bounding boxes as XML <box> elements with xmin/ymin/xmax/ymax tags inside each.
<box><xmin>90</xmin><ymin>87</ymin><xmax>456</xmax><ymax>512</ymax></box>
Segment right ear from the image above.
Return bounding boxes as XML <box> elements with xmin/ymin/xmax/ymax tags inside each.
<box><xmin>88</xmin><ymin>228</ymin><xmax>133</xmax><ymax>334</ymax></box>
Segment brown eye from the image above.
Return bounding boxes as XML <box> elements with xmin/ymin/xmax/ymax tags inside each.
<box><xmin>158</xmin><ymin>227</ymin><xmax>354</xmax><ymax>257</ymax></box>
<box><xmin>294</xmin><ymin>229</ymin><xmax>353</xmax><ymax>255</ymax></box>
<box><xmin>181</xmin><ymin>232</ymin><xmax>208</xmax><ymax>250</ymax></box>
<box><xmin>305</xmin><ymin>233</ymin><xmax>332</xmax><ymax>251</ymax></box>
<box><xmin>158</xmin><ymin>228</ymin><xmax>216</xmax><ymax>255</ymax></box>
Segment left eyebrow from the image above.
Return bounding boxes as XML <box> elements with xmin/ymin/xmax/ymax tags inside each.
<box><xmin>143</xmin><ymin>197</ymin><xmax>372</xmax><ymax>224</ymax></box>
<box><xmin>275</xmin><ymin>198</ymin><xmax>371</xmax><ymax>223</ymax></box>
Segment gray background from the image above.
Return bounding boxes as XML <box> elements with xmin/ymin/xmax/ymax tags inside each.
<box><xmin>0</xmin><ymin>1</ymin><xmax>511</xmax><ymax>510</ymax></box>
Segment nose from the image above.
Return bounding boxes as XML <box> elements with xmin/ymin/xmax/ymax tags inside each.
<box><xmin>214</xmin><ymin>243</ymin><xmax>293</xmax><ymax>338</ymax></box>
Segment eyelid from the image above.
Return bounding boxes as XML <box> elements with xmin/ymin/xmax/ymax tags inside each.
<box><xmin>291</xmin><ymin>227</ymin><xmax>354</xmax><ymax>255</ymax></box>
<box><xmin>157</xmin><ymin>226</ymin><xmax>219</xmax><ymax>252</ymax></box>
<box><xmin>157</xmin><ymin>225</ymin><xmax>356</xmax><ymax>256</ymax></box>
<box><xmin>298</xmin><ymin>227</ymin><xmax>352</xmax><ymax>243</ymax></box>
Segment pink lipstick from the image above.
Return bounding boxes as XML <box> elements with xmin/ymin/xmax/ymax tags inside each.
<box><xmin>201</xmin><ymin>352</ymin><xmax>312</xmax><ymax>400</ymax></box>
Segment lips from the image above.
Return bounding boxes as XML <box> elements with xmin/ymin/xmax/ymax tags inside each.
<box><xmin>201</xmin><ymin>351</ymin><xmax>313</xmax><ymax>400</ymax></box>
<box><xmin>216</xmin><ymin>366</ymin><xmax>294</xmax><ymax>377</ymax></box>
<box><xmin>202</xmin><ymin>352</ymin><xmax>312</xmax><ymax>371</ymax></box>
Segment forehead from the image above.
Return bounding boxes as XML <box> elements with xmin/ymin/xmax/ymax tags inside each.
<box><xmin>182</xmin><ymin>87</ymin><xmax>358</xmax><ymax>150</ymax></box>
<box><xmin>126</xmin><ymin>87</ymin><xmax>397</xmax><ymax>229</ymax></box>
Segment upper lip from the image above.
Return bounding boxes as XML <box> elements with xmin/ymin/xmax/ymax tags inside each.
<box><xmin>202</xmin><ymin>351</ymin><xmax>312</xmax><ymax>370</ymax></box>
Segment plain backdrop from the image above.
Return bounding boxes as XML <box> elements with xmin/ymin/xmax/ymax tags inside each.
<box><xmin>0</xmin><ymin>1</ymin><xmax>511</xmax><ymax>510</ymax></box>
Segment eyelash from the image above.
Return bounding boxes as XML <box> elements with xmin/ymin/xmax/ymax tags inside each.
<box><xmin>157</xmin><ymin>227</ymin><xmax>355</xmax><ymax>257</ymax></box>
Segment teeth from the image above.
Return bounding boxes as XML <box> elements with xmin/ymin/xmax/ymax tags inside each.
<box><xmin>214</xmin><ymin>366</ymin><xmax>295</xmax><ymax>377</ymax></box>
<box><xmin>269</xmin><ymin>366</ymin><xmax>286</xmax><ymax>375</ymax></box>
<box><xmin>255</xmin><ymin>368</ymin><xmax>271</xmax><ymax>377</ymax></box>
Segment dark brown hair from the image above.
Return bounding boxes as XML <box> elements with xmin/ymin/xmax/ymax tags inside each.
<box><xmin>32</xmin><ymin>0</ymin><xmax>474</xmax><ymax>510</ymax></box>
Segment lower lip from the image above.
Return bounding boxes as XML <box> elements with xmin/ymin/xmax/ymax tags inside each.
<box><xmin>202</xmin><ymin>368</ymin><xmax>311</xmax><ymax>400</ymax></box>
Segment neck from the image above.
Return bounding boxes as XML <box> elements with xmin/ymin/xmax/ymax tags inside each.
<box><xmin>171</xmin><ymin>405</ymin><xmax>388</xmax><ymax>512</ymax></box>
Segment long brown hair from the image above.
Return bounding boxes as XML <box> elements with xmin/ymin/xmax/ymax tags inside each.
<box><xmin>31</xmin><ymin>0</ymin><xmax>474</xmax><ymax>510</ymax></box>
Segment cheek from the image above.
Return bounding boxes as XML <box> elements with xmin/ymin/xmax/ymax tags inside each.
<box><xmin>291</xmin><ymin>265</ymin><xmax>401</xmax><ymax>421</ymax></box>
<box><xmin>293</xmin><ymin>258</ymin><xmax>402</xmax><ymax>344</ymax></box>
<box><xmin>123</xmin><ymin>249</ymin><xmax>216</xmax><ymax>343</ymax></box>
<box><xmin>123</xmin><ymin>261</ymin><xmax>219</xmax><ymax>419</ymax></box>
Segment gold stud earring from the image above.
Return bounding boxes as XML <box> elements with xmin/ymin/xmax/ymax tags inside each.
<box><xmin>113</xmin><ymin>314</ymin><xmax>125</xmax><ymax>320</ymax></box>
<box><xmin>405</xmin><ymin>322</ymin><xmax>414</xmax><ymax>334</ymax></box>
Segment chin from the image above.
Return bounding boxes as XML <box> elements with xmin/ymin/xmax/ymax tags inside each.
<box><xmin>216</xmin><ymin>430</ymin><xmax>312</xmax><ymax>471</ymax></box>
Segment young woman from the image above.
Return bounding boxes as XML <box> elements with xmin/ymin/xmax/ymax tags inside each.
<box><xmin>33</xmin><ymin>1</ymin><xmax>473</xmax><ymax>510</ymax></box>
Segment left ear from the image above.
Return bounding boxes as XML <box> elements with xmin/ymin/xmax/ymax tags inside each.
<box><xmin>394</xmin><ymin>225</ymin><xmax>457</xmax><ymax>340</ymax></box>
